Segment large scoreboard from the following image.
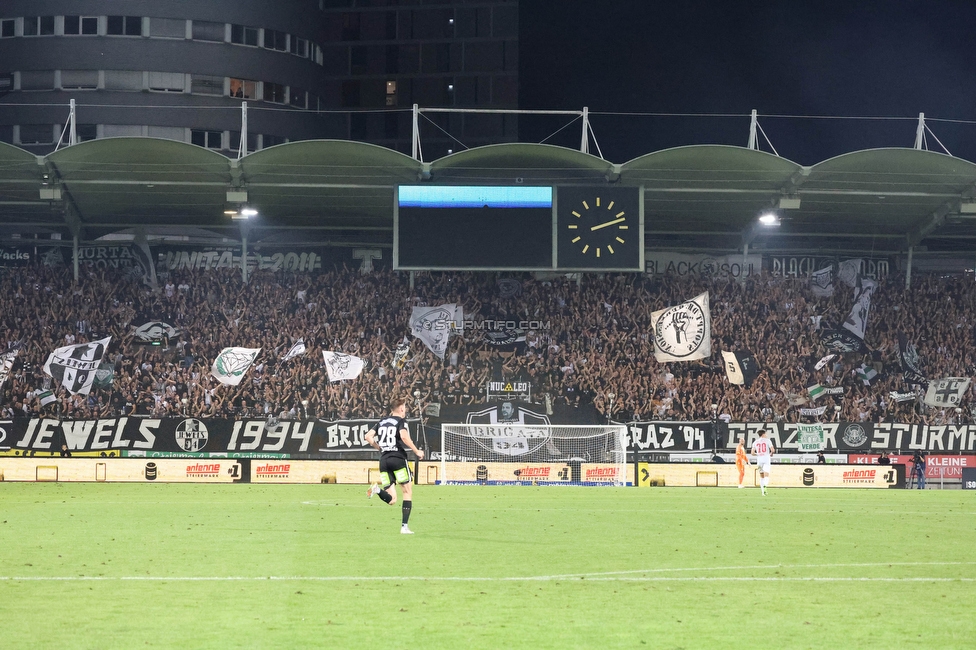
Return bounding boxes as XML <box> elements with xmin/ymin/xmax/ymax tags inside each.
<box><xmin>394</xmin><ymin>185</ymin><xmax>643</xmax><ymax>271</ymax></box>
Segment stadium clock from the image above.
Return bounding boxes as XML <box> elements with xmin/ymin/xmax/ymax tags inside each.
<box><xmin>556</xmin><ymin>187</ymin><xmax>642</xmax><ymax>271</ymax></box>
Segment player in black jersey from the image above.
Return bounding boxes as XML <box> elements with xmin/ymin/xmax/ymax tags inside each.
<box><xmin>365</xmin><ymin>396</ymin><xmax>425</xmax><ymax>534</ymax></box>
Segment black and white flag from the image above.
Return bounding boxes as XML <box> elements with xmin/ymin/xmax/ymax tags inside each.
<box><xmin>821</xmin><ymin>328</ymin><xmax>865</xmax><ymax>353</ymax></box>
<box><xmin>322</xmin><ymin>351</ymin><xmax>364</xmax><ymax>382</ymax></box>
<box><xmin>43</xmin><ymin>336</ymin><xmax>111</xmax><ymax>396</ymax></box>
<box><xmin>888</xmin><ymin>391</ymin><xmax>916</xmax><ymax>403</ymax></box>
<box><xmin>842</xmin><ymin>277</ymin><xmax>877</xmax><ymax>340</ymax></box>
<box><xmin>897</xmin><ymin>333</ymin><xmax>926</xmax><ymax>384</ymax></box>
<box><xmin>392</xmin><ymin>339</ymin><xmax>411</xmax><ymax>369</ymax></box>
<box><xmin>133</xmin><ymin>321</ymin><xmax>182</xmax><ymax>344</ymax></box>
<box><xmin>721</xmin><ymin>349</ymin><xmax>758</xmax><ymax>387</ymax></box>
<box><xmin>281</xmin><ymin>338</ymin><xmax>306</xmax><ymax>362</ymax></box>
<box><xmin>410</xmin><ymin>304</ymin><xmax>462</xmax><ymax>360</ymax></box>
<box><xmin>837</xmin><ymin>259</ymin><xmax>863</xmax><ymax>288</ymax></box>
<box><xmin>810</xmin><ymin>266</ymin><xmax>834</xmax><ymax>298</ymax></box>
<box><xmin>0</xmin><ymin>349</ymin><xmax>17</xmax><ymax>387</ymax></box>
<box><xmin>651</xmin><ymin>292</ymin><xmax>711</xmax><ymax>362</ymax></box>
<box><xmin>814</xmin><ymin>353</ymin><xmax>836</xmax><ymax>371</ymax></box>
<box><xmin>923</xmin><ymin>378</ymin><xmax>971</xmax><ymax>408</ymax></box>
<box><xmin>799</xmin><ymin>405</ymin><xmax>828</xmax><ymax>417</ymax></box>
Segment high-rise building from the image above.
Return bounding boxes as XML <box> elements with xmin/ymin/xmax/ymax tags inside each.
<box><xmin>0</xmin><ymin>0</ymin><xmax>518</xmax><ymax>157</ymax></box>
<box><xmin>319</xmin><ymin>0</ymin><xmax>519</xmax><ymax>157</ymax></box>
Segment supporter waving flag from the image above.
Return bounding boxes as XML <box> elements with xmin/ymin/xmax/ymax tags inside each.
<box><xmin>722</xmin><ymin>349</ymin><xmax>758</xmax><ymax>387</ymax></box>
<box><xmin>43</xmin><ymin>336</ymin><xmax>111</xmax><ymax>396</ymax></box>
<box><xmin>281</xmin><ymin>338</ymin><xmax>307</xmax><ymax>362</ymax></box>
<box><xmin>323</xmin><ymin>351</ymin><xmax>365</xmax><ymax>382</ymax></box>
<box><xmin>211</xmin><ymin>347</ymin><xmax>261</xmax><ymax>386</ymax></box>
<box><xmin>0</xmin><ymin>349</ymin><xmax>18</xmax><ymax>387</ymax></box>
<box><xmin>651</xmin><ymin>292</ymin><xmax>711</xmax><ymax>362</ymax></box>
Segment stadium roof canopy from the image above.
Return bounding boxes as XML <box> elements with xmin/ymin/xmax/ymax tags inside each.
<box><xmin>2</xmin><ymin>138</ymin><xmax>976</xmax><ymax>255</ymax></box>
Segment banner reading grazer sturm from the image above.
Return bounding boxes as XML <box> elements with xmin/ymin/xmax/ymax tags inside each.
<box><xmin>651</xmin><ymin>291</ymin><xmax>711</xmax><ymax>362</ymax></box>
<box><xmin>43</xmin><ymin>337</ymin><xmax>111</xmax><ymax>396</ymax></box>
<box><xmin>211</xmin><ymin>347</ymin><xmax>261</xmax><ymax>386</ymax></box>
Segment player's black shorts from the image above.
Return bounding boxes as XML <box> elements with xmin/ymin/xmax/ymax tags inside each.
<box><xmin>379</xmin><ymin>454</ymin><xmax>411</xmax><ymax>487</ymax></box>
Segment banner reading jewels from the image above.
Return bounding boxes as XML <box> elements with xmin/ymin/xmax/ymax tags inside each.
<box><xmin>0</xmin><ymin>418</ymin><xmax>419</xmax><ymax>458</ymax></box>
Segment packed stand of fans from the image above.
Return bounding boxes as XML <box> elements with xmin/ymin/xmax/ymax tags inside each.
<box><xmin>0</xmin><ymin>263</ymin><xmax>973</xmax><ymax>424</ymax></box>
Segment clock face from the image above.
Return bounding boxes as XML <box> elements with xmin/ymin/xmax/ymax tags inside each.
<box><xmin>556</xmin><ymin>187</ymin><xmax>641</xmax><ymax>270</ymax></box>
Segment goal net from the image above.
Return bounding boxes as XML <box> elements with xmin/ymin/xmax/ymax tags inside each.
<box><xmin>438</xmin><ymin>424</ymin><xmax>629</xmax><ymax>486</ymax></box>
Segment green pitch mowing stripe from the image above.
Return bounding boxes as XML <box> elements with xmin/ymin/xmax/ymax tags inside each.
<box><xmin>0</xmin><ymin>484</ymin><xmax>973</xmax><ymax>649</ymax></box>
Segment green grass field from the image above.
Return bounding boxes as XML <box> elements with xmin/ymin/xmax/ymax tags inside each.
<box><xmin>0</xmin><ymin>484</ymin><xmax>973</xmax><ymax>649</ymax></box>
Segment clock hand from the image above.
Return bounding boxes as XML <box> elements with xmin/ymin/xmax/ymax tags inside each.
<box><xmin>590</xmin><ymin>217</ymin><xmax>626</xmax><ymax>231</ymax></box>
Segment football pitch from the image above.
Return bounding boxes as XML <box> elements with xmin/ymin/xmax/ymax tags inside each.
<box><xmin>0</xmin><ymin>484</ymin><xmax>973</xmax><ymax>649</ymax></box>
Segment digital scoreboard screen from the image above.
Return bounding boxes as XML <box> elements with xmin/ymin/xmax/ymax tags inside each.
<box><xmin>395</xmin><ymin>186</ymin><xmax>554</xmax><ymax>270</ymax></box>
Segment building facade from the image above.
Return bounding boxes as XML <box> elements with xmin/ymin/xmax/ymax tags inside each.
<box><xmin>0</xmin><ymin>0</ymin><xmax>518</xmax><ymax>158</ymax></box>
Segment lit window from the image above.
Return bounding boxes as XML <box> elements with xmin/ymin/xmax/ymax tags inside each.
<box><xmin>231</xmin><ymin>25</ymin><xmax>258</xmax><ymax>46</ymax></box>
<box><xmin>229</xmin><ymin>78</ymin><xmax>256</xmax><ymax>99</ymax></box>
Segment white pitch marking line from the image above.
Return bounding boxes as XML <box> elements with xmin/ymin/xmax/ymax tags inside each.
<box><xmin>2</xmin><ymin>561</ymin><xmax>974</xmax><ymax>583</ymax></box>
<box><xmin>0</xmin><ymin>576</ymin><xmax>972</xmax><ymax>583</ymax></box>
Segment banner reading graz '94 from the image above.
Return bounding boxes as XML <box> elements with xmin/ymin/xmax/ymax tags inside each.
<box><xmin>0</xmin><ymin>418</ymin><xmax>419</xmax><ymax>458</ymax></box>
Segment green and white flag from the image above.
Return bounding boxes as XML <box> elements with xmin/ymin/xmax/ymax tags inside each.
<box><xmin>38</xmin><ymin>390</ymin><xmax>57</xmax><ymax>406</ymax></box>
<box><xmin>797</xmin><ymin>423</ymin><xmax>825</xmax><ymax>451</ymax></box>
<box><xmin>93</xmin><ymin>362</ymin><xmax>115</xmax><ymax>389</ymax></box>
<box><xmin>856</xmin><ymin>363</ymin><xmax>878</xmax><ymax>386</ymax></box>
<box><xmin>807</xmin><ymin>384</ymin><xmax>826</xmax><ymax>401</ymax></box>
<box><xmin>211</xmin><ymin>347</ymin><xmax>261</xmax><ymax>386</ymax></box>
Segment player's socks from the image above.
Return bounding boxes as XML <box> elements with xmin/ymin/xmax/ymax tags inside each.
<box><xmin>378</xmin><ymin>490</ymin><xmax>393</xmax><ymax>504</ymax></box>
<box><xmin>401</xmin><ymin>500</ymin><xmax>412</xmax><ymax>525</ymax></box>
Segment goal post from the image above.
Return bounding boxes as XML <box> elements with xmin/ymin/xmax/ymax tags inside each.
<box><xmin>438</xmin><ymin>423</ymin><xmax>629</xmax><ymax>486</ymax></box>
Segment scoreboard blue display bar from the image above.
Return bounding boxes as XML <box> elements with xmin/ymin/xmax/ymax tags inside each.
<box><xmin>398</xmin><ymin>185</ymin><xmax>553</xmax><ymax>209</ymax></box>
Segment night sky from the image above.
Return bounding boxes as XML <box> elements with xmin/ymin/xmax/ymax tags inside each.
<box><xmin>519</xmin><ymin>1</ymin><xmax>976</xmax><ymax>165</ymax></box>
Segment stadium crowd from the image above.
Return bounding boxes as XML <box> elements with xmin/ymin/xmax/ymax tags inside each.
<box><xmin>0</xmin><ymin>261</ymin><xmax>973</xmax><ymax>424</ymax></box>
